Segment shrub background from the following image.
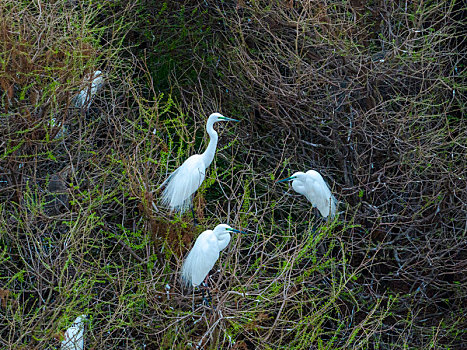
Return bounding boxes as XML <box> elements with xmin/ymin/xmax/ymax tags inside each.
<box><xmin>1</xmin><ymin>0</ymin><xmax>466</xmax><ymax>349</ymax></box>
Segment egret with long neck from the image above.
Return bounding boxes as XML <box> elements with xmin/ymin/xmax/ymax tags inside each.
<box><xmin>160</xmin><ymin>113</ymin><xmax>239</xmax><ymax>214</ymax></box>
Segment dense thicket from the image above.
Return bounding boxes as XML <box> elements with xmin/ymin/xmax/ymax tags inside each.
<box><xmin>1</xmin><ymin>1</ymin><xmax>465</xmax><ymax>349</ymax></box>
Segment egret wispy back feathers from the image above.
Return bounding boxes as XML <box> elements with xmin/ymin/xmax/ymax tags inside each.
<box><xmin>160</xmin><ymin>113</ymin><xmax>238</xmax><ymax>214</ymax></box>
<box><xmin>161</xmin><ymin>155</ymin><xmax>205</xmax><ymax>213</ymax></box>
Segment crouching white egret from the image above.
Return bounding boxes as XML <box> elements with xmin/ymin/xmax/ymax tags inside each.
<box><xmin>61</xmin><ymin>315</ymin><xmax>87</xmax><ymax>350</ymax></box>
<box><xmin>277</xmin><ymin>170</ymin><xmax>337</xmax><ymax>218</ymax></box>
<box><xmin>160</xmin><ymin>113</ymin><xmax>239</xmax><ymax>217</ymax></box>
<box><xmin>75</xmin><ymin>70</ymin><xmax>104</xmax><ymax>110</ymax></box>
<box><xmin>181</xmin><ymin>224</ymin><xmax>245</xmax><ymax>306</ymax></box>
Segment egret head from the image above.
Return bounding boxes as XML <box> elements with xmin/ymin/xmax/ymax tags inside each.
<box><xmin>211</xmin><ymin>224</ymin><xmax>240</xmax><ymax>252</ymax></box>
<box><xmin>208</xmin><ymin>112</ymin><xmax>239</xmax><ymax>123</ymax></box>
<box><xmin>71</xmin><ymin>315</ymin><xmax>87</xmax><ymax>327</ymax></box>
<box><xmin>213</xmin><ymin>224</ymin><xmax>246</xmax><ymax>237</ymax></box>
<box><xmin>276</xmin><ymin>171</ymin><xmax>307</xmax><ymax>184</ymax></box>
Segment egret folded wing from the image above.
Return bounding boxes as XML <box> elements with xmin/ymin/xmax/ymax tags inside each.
<box><xmin>161</xmin><ymin>155</ymin><xmax>205</xmax><ymax>213</ymax></box>
<box><xmin>181</xmin><ymin>230</ymin><xmax>219</xmax><ymax>287</ymax></box>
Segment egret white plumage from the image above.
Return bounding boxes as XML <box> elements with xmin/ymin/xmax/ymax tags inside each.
<box><xmin>277</xmin><ymin>170</ymin><xmax>337</xmax><ymax>218</ymax></box>
<box><xmin>181</xmin><ymin>224</ymin><xmax>244</xmax><ymax>288</ymax></box>
<box><xmin>75</xmin><ymin>70</ymin><xmax>104</xmax><ymax>110</ymax></box>
<box><xmin>160</xmin><ymin>113</ymin><xmax>239</xmax><ymax>214</ymax></box>
<box><xmin>61</xmin><ymin>315</ymin><xmax>86</xmax><ymax>350</ymax></box>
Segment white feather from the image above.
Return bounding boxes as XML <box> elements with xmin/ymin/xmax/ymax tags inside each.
<box><xmin>161</xmin><ymin>155</ymin><xmax>206</xmax><ymax>213</ymax></box>
<box><xmin>181</xmin><ymin>224</ymin><xmax>232</xmax><ymax>287</ymax></box>
<box><xmin>61</xmin><ymin>315</ymin><xmax>86</xmax><ymax>350</ymax></box>
<box><xmin>305</xmin><ymin>170</ymin><xmax>337</xmax><ymax>218</ymax></box>
<box><xmin>287</xmin><ymin>170</ymin><xmax>337</xmax><ymax>218</ymax></box>
<box><xmin>75</xmin><ymin>70</ymin><xmax>104</xmax><ymax>110</ymax></box>
<box><xmin>159</xmin><ymin>113</ymin><xmax>238</xmax><ymax>214</ymax></box>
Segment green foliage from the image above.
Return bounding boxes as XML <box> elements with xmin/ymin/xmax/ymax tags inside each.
<box><xmin>1</xmin><ymin>0</ymin><xmax>465</xmax><ymax>349</ymax></box>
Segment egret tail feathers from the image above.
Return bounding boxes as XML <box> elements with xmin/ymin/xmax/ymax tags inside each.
<box><xmin>157</xmin><ymin>167</ymin><xmax>180</xmax><ymax>192</ymax></box>
<box><xmin>160</xmin><ymin>158</ymin><xmax>205</xmax><ymax>213</ymax></box>
<box><xmin>329</xmin><ymin>194</ymin><xmax>337</xmax><ymax>219</ymax></box>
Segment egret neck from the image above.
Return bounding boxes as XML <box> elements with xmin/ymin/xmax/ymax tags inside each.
<box><xmin>216</xmin><ymin>231</ymin><xmax>231</xmax><ymax>251</ymax></box>
<box><xmin>201</xmin><ymin>117</ymin><xmax>219</xmax><ymax>168</ymax></box>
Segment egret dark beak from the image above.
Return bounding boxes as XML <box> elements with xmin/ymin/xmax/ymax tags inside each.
<box><xmin>276</xmin><ymin>176</ymin><xmax>295</xmax><ymax>183</ymax></box>
<box><xmin>227</xmin><ymin>228</ymin><xmax>248</xmax><ymax>234</ymax></box>
<box><xmin>221</xmin><ymin>117</ymin><xmax>240</xmax><ymax>122</ymax></box>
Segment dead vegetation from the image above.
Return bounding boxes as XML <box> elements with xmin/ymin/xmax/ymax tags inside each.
<box><xmin>1</xmin><ymin>0</ymin><xmax>466</xmax><ymax>349</ymax></box>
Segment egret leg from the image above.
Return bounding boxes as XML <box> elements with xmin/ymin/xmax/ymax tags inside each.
<box><xmin>312</xmin><ymin>207</ymin><xmax>320</xmax><ymax>218</ymax></box>
<box><xmin>206</xmin><ymin>287</ymin><xmax>212</xmax><ymax>305</ymax></box>
<box><xmin>201</xmin><ymin>277</ymin><xmax>212</xmax><ymax>306</ymax></box>
<box><xmin>191</xmin><ymin>206</ymin><xmax>198</xmax><ymax>227</ymax></box>
<box><xmin>310</xmin><ymin>221</ymin><xmax>326</xmax><ymax>255</ymax></box>
<box><xmin>192</xmin><ymin>287</ymin><xmax>195</xmax><ymax>312</ymax></box>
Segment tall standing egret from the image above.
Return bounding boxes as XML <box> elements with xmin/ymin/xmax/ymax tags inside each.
<box><xmin>160</xmin><ymin>113</ymin><xmax>239</xmax><ymax>216</ymax></box>
<box><xmin>277</xmin><ymin>170</ymin><xmax>337</xmax><ymax>218</ymax></box>
<box><xmin>61</xmin><ymin>315</ymin><xmax>87</xmax><ymax>350</ymax></box>
<box><xmin>181</xmin><ymin>224</ymin><xmax>245</xmax><ymax>305</ymax></box>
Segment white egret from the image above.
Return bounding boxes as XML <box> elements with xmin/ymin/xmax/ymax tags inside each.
<box><xmin>75</xmin><ymin>70</ymin><xmax>104</xmax><ymax>110</ymax></box>
<box><xmin>181</xmin><ymin>224</ymin><xmax>245</xmax><ymax>305</ymax></box>
<box><xmin>61</xmin><ymin>315</ymin><xmax>87</xmax><ymax>350</ymax></box>
<box><xmin>277</xmin><ymin>170</ymin><xmax>337</xmax><ymax>218</ymax></box>
<box><xmin>160</xmin><ymin>113</ymin><xmax>239</xmax><ymax>215</ymax></box>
